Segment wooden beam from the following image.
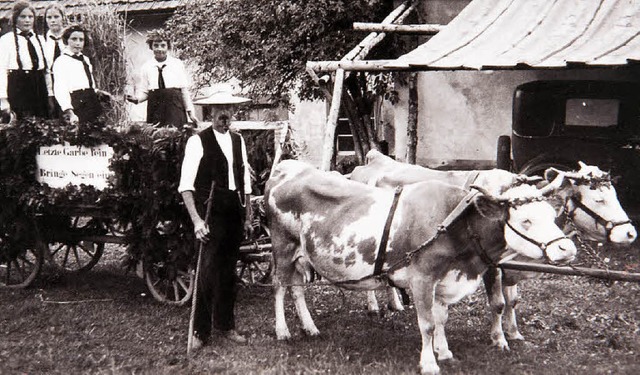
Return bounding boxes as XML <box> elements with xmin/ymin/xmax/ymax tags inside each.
<box><xmin>321</xmin><ymin>69</ymin><xmax>345</xmax><ymax>170</ymax></box>
<box><xmin>500</xmin><ymin>261</ymin><xmax>640</xmax><ymax>283</ymax></box>
<box><xmin>353</xmin><ymin>22</ymin><xmax>444</xmax><ymax>35</ymax></box>
<box><xmin>307</xmin><ymin>60</ymin><xmax>402</xmax><ymax>72</ymax></box>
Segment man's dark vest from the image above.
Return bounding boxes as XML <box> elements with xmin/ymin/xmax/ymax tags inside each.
<box><xmin>193</xmin><ymin>128</ymin><xmax>245</xmax><ymax>205</ymax></box>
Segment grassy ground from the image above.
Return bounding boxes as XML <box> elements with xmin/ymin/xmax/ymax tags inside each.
<box><xmin>1</xmin><ymin>245</ymin><xmax>639</xmax><ymax>375</ymax></box>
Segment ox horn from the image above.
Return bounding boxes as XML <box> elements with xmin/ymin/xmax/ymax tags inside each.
<box><xmin>538</xmin><ymin>172</ymin><xmax>565</xmax><ymax>196</ymax></box>
<box><xmin>517</xmin><ymin>174</ymin><xmax>543</xmax><ymax>184</ymax></box>
<box><xmin>470</xmin><ymin>185</ymin><xmax>508</xmax><ymax>202</ymax></box>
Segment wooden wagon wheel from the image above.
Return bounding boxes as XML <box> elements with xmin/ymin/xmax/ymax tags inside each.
<box><xmin>144</xmin><ymin>259</ymin><xmax>194</xmax><ymax>305</ymax></box>
<box><xmin>237</xmin><ymin>235</ymin><xmax>272</xmax><ymax>286</ymax></box>
<box><xmin>46</xmin><ymin>216</ymin><xmax>104</xmax><ymax>273</ymax></box>
<box><xmin>143</xmin><ymin>220</ymin><xmax>194</xmax><ymax>305</ymax></box>
<box><xmin>0</xmin><ymin>218</ymin><xmax>46</xmax><ymax>288</ymax></box>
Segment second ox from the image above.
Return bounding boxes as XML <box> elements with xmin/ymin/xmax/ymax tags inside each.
<box><xmin>350</xmin><ymin>150</ymin><xmax>637</xmax><ymax>350</ymax></box>
<box><xmin>265</xmin><ymin>159</ymin><xmax>576</xmax><ymax>375</ymax></box>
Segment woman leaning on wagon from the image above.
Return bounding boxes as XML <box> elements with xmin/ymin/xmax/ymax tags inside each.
<box><xmin>0</xmin><ymin>1</ymin><xmax>54</xmax><ymax>120</ymax></box>
<box><xmin>52</xmin><ymin>24</ymin><xmax>111</xmax><ymax>125</ymax></box>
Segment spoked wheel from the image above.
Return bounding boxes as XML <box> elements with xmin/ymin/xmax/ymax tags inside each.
<box><xmin>237</xmin><ymin>236</ymin><xmax>272</xmax><ymax>286</ymax></box>
<box><xmin>0</xmin><ymin>219</ymin><xmax>46</xmax><ymax>288</ymax></box>
<box><xmin>144</xmin><ymin>259</ymin><xmax>194</xmax><ymax>306</ymax></box>
<box><xmin>46</xmin><ymin>216</ymin><xmax>105</xmax><ymax>273</ymax></box>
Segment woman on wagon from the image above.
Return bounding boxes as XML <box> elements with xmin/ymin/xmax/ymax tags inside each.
<box><xmin>52</xmin><ymin>24</ymin><xmax>111</xmax><ymax>125</ymax></box>
<box><xmin>126</xmin><ymin>29</ymin><xmax>199</xmax><ymax>128</ymax></box>
<box><xmin>0</xmin><ymin>1</ymin><xmax>53</xmax><ymax>120</ymax></box>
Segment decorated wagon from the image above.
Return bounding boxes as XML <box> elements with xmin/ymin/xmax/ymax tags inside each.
<box><xmin>0</xmin><ymin>118</ymin><xmax>285</xmax><ymax>304</ymax></box>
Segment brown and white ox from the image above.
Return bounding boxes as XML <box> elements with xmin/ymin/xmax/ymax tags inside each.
<box><xmin>350</xmin><ymin>150</ymin><xmax>543</xmax><ymax>312</ymax></box>
<box><xmin>266</xmin><ymin>160</ymin><xmax>577</xmax><ymax>375</ymax></box>
<box><xmin>350</xmin><ymin>151</ymin><xmax>637</xmax><ymax>350</ymax></box>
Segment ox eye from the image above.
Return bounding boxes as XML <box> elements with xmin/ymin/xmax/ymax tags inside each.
<box><xmin>520</xmin><ymin>219</ymin><xmax>532</xmax><ymax>230</ymax></box>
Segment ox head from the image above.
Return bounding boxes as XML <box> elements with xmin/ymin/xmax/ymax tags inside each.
<box><xmin>471</xmin><ymin>183</ymin><xmax>577</xmax><ymax>265</ymax></box>
<box><xmin>545</xmin><ymin>162</ymin><xmax>637</xmax><ymax>244</ymax></box>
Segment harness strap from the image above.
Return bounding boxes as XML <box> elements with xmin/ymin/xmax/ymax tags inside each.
<box><xmin>570</xmin><ymin>196</ymin><xmax>631</xmax><ymax>241</ymax></box>
<box><xmin>463</xmin><ymin>171</ymin><xmax>480</xmax><ymax>190</ymax></box>
<box><xmin>374</xmin><ymin>186</ymin><xmax>403</xmax><ymax>275</ymax></box>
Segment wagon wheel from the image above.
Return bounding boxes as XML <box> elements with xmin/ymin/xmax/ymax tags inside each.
<box><xmin>237</xmin><ymin>236</ymin><xmax>272</xmax><ymax>286</ymax></box>
<box><xmin>144</xmin><ymin>258</ymin><xmax>194</xmax><ymax>306</ymax></box>
<box><xmin>0</xmin><ymin>219</ymin><xmax>46</xmax><ymax>288</ymax></box>
<box><xmin>46</xmin><ymin>216</ymin><xmax>105</xmax><ymax>273</ymax></box>
<box><xmin>143</xmin><ymin>220</ymin><xmax>194</xmax><ymax>305</ymax></box>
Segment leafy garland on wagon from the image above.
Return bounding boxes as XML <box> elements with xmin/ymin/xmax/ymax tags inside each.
<box><xmin>0</xmin><ymin>119</ymin><xmax>197</xmax><ymax>267</ymax></box>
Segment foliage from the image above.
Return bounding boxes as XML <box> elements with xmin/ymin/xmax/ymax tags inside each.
<box><xmin>165</xmin><ymin>0</ymin><xmax>398</xmax><ymax>105</ymax></box>
<box><xmin>166</xmin><ymin>0</ymin><xmax>407</xmax><ymax>165</ymax></box>
<box><xmin>0</xmin><ymin>119</ymin><xmax>194</xmax><ymax>266</ymax></box>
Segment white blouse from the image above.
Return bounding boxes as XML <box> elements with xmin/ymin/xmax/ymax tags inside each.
<box><xmin>52</xmin><ymin>50</ymin><xmax>95</xmax><ymax>111</ymax></box>
<box><xmin>0</xmin><ymin>31</ymin><xmax>53</xmax><ymax>108</ymax></box>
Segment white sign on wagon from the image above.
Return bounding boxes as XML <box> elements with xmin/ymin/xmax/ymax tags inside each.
<box><xmin>35</xmin><ymin>142</ymin><xmax>114</xmax><ymax>190</ymax></box>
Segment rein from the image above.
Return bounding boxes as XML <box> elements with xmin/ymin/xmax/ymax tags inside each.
<box><xmin>569</xmin><ymin>196</ymin><xmax>631</xmax><ymax>242</ymax></box>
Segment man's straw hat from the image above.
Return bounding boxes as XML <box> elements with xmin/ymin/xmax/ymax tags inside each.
<box><xmin>193</xmin><ymin>92</ymin><xmax>251</xmax><ymax>106</ymax></box>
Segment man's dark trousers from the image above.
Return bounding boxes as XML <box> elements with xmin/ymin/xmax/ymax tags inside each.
<box><xmin>193</xmin><ymin>188</ymin><xmax>244</xmax><ymax>341</ymax></box>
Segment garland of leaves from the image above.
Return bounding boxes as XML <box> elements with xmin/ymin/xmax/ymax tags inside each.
<box><xmin>0</xmin><ymin>118</ymin><xmax>195</xmax><ymax>266</ymax></box>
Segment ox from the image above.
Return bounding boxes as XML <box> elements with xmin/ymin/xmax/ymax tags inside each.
<box><xmin>350</xmin><ymin>150</ymin><xmax>637</xmax><ymax>350</ymax></box>
<box><xmin>350</xmin><ymin>150</ymin><xmax>543</xmax><ymax>312</ymax></box>
<box><xmin>484</xmin><ymin>163</ymin><xmax>637</xmax><ymax>350</ymax></box>
<box><xmin>266</xmin><ymin>159</ymin><xmax>576</xmax><ymax>375</ymax></box>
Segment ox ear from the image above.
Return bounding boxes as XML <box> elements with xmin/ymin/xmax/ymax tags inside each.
<box><xmin>544</xmin><ymin>168</ymin><xmax>561</xmax><ymax>182</ymax></box>
<box><xmin>473</xmin><ymin>195</ymin><xmax>507</xmax><ymax>221</ymax></box>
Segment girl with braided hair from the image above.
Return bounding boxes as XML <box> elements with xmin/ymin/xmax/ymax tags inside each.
<box><xmin>0</xmin><ymin>0</ymin><xmax>54</xmax><ymax>120</ymax></box>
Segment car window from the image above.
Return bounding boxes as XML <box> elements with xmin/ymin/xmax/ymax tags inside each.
<box><xmin>565</xmin><ymin>98</ymin><xmax>619</xmax><ymax>128</ymax></box>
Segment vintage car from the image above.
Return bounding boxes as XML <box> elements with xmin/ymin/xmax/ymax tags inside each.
<box><xmin>497</xmin><ymin>80</ymin><xmax>640</xmax><ymax>216</ymax></box>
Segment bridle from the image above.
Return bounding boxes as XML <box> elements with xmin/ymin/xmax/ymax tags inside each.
<box><xmin>503</xmin><ymin>196</ymin><xmax>570</xmax><ymax>263</ymax></box>
<box><xmin>564</xmin><ymin>175</ymin><xmax>632</xmax><ymax>242</ymax></box>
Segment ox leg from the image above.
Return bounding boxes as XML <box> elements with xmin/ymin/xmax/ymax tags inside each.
<box><xmin>503</xmin><ymin>284</ymin><xmax>524</xmax><ymax>341</ymax></box>
<box><xmin>387</xmin><ymin>287</ymin><xmax>405</xmax><ymax>311</ymax></box>
<box><xmin>483</xmin><ymin>267</ymin><xmax>509</xmax><ymax>350</ymax></box>
<box><xmin>274</xmin><ymin>283</ymin><xmax>291</xmax><ymax>340</ymax></box>
<box><xmin>366</xmin><ymin>291</ymin><xmax>380</xmax><ymax>313</ymax></box>
<box><xmin>412</xmin><ymin>278</ymin><xmax>439</xmax><ymax>375</ymax></box>
<box><xmin>273</xmin><ymin>239</ymin><xmax>298</xmax><ymax>340</ymax></box>
<box><xmin>432</xmin><ymin>299</ymin><xmax>453</xmax><ymax>361</ymax></box>
<box><xmin>291</xmin><ymin>277</ymin><xmax>320</xmax><ymax>337</ymax></box>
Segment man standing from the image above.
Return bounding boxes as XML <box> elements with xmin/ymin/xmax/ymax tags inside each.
<box><xmin>178</xmin><ymin>93</ymin><xmax>253</xmax><ymax>350</ymax></box>
<box><xmin>126</xmin><ymin>29</ymin><xmax>199</xmax><ymax>127</ymax></box>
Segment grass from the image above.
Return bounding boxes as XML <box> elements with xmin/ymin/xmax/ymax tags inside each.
<box><xmin>0</xmin><ymin>245</ymin><xmax>639</xmax><ymax>374</ymax></box>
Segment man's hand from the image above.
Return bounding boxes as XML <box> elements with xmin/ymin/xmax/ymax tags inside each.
<box><xmin>193</xmin><ymin>217</ymin><xmax>210</xmax><ymax>243</ymax></box>
<box><xmin>125</xmin><ymin>94</ymin><xmax>138</xmax><ymax>104</ymax></box>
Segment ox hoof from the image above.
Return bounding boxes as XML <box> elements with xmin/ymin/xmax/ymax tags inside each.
<box><xmin>303</xmin><ymin>327</ymin><xmax>320</xmax><ymax>337</ymax></box>
<box><xmin>420</xmin><ymin>364</ymin><xmax>440</xmax><ymax>375</ymax></box>
<box><xmin>491</xmin><ymin>338</ymin><xmax>510</xmax><ymax>351</ymax></box>
<box><xmin>506</xmin><ymin>331</ymin><xmax>525</xmax><ymax>341</ymax></box>
<box><xmin>276</xmin><ymin>330</ymin><xmax>291</xmax><ymax>341</ymax></box>
<box><xmin>436</xmin><ymin>350</ymin><xmax>454</xmax><ymax>361</ymax></box>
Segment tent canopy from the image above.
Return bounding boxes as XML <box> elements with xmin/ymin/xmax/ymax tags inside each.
<box><xmin>387</xmin><ymin>0</ymin><xmax>640</xmax><ymax>70</ymax></box>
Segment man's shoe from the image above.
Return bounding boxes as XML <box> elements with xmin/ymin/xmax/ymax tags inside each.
<box><xmin>223</xmin><ymin>329</ymin><xmax>247</xmax><ymax>344</ymax></box>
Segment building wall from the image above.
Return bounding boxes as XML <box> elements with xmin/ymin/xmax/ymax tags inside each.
<box><xmin>408</xmin><ymin>68</ymin><xmax>639</xmax><ymax>168</ymax></box>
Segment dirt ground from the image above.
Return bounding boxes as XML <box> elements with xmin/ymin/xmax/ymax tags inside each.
<box><xmin>1</xmin><ymin>244</ymin><xmax>639</xmax><ymax>375</ymax></box>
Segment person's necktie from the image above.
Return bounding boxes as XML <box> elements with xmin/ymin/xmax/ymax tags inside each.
<box><xmin>51</xmin><ymin>36</ymin><xmax>61</xmax><ymax>61</ymax></box>
<box><xmin>157</xmin><ymin>64</ymin><xmax>166</xmax><ymax>89</ymax></box>
<box><xmin>20</xmin><ymin>31</ymin><xmax>39</xmax><ymax>70</ymax></box>
<box><xmin>71</xmin><ymin>54</ymin><xmax>94</xmax><ymax>89</ymax></box>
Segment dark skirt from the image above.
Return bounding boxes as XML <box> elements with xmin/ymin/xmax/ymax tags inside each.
<box><xmin>70</xmin><ymin>89</ymin><xmax>102</xmax><ymax>124</ymax></box>
<box><xmin>147</xmin><ymin>88</ymin><xmax>187</xmax><ymax>127</ymax></box>
<box><xmin>7</xmin><ymin>69</ymin><xmax>50</xmax><ymax>119</ymax></box>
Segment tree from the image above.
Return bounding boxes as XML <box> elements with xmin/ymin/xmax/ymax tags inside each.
<box><xmin>166</xmin><ymin>0</ymin><xmax>404</xmax><ymax>166</ymax></box>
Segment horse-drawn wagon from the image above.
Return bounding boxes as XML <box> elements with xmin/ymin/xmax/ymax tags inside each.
<box><xmin>0</xmin><ymin>119</ymin><xmax>281</xmax><ymax>305</ymax></box>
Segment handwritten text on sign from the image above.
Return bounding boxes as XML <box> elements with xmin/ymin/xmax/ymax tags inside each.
<box><xmin>35</xmin><ymin>143</ymin><xmax>114</xmax><ymax>190</ymax></box>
